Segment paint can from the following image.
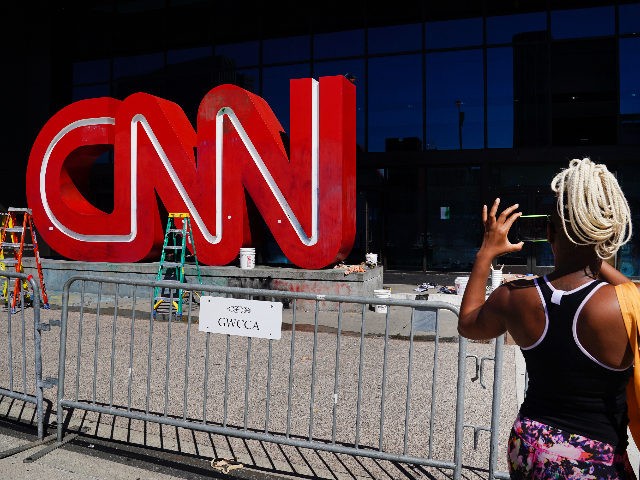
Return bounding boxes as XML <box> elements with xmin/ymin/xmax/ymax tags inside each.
<box><xmin>239</xmin><ymin>247</ymin><xmax>256</xmax><ymax>269</ymax></box>
<box><xmin>454</xmin><ymin>276</ymin><xmax>469</xmax><ymax>296</ymax></box>
<box><xmin>490</xmin><ymin>265</ymin><xmax>504</xmax><ymax>292</ymax></box>
<box><xmin>373</xmin><ymin>288</ymin><xmax>391</xmax><ymax>313</ymax></box>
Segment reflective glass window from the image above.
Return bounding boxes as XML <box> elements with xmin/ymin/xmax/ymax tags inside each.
<box><xmin>486</xmin><ymin>12</ymin><xmax>547</xmax><ymax>45</ymax></box>
<box><xmin>620</xmin><ymin>38</ymin><xmax>640</xmax><ymax>115</ymax></box>
<box><xmin>426</xmin><ymin>166</ymin><xmax>482</xmax><ymax>271</ymax></box>
<box><xmin>165</xmin><ymin>67</ymin><xmax>212</xmax><ymax>124</ymax></box>
<box><xmin>551</xmin><ymin>6</ymin><xmax>614</xmax><ymax>40</ymax></box>
<box><xmin>165</xmin><ymin>48</ymin><xmax>215</xmax><ymax>116</ymax></box>
<box><xmin>113</xmin><ymin>53</ymin><xmax>164</xmax><ymax>79</ymax></box>
<box><xmin>73</xmin><ymin>83</ymin><xmax>110</xmax><ymax>101</ymax></box>
<box><xmin>368</xmin><ymin>23</ymin><xmax>422</xmax><ymax>55</ymax></box>
<box><xmin>619</xmin><ymin>38</ymin><xmax>640</xmax><ymax>145</ymax></box>
<box><xmin>616</xmin><ymin>165</ymin><xmax>640</xmax><ymax>276</ymax></box>
<box><xmin>227</xmin><ymin>68</ymin><xmax>259</xmax><ymax>93</ymax></box>
<box><xmin>367</xmin><ymin>54</ymin><xmax>423</xmax><ymax>153</ymax></box>
<box><xmin>73</xmin><ymin>59</ymin><xmax>111</xmax><ymax>84</ymax></box>
<box><xmin>620</xmin><ymin>3</ymin><xmax>640</xmax><ymax>35</ymax></box>
<box><xmin>426</xmin><ymin>49</ymin><xmax>483</xmax><ymax>150</ymax></box>
<box><xmin>313</xmin><ymin>60</ymin><xmax>366</xmax><ymax>150</ymax></box>
<box><xmin>167</xmin><ymin>46</ymin><xmax>212</xmax><ymax>65</ymax></box>
<box><xmin>314</xmin><ymin>29</ymin><xmax>365</xmax><ymax>59</ymax></box>
<box><xmin>487</xmin><ymin>47</ymin><xmax>513</xmax><ymax>148</ymax></box>
<box><xmin>263</xmin><ymin>35</ymin><xmax>311</xmax><ymax>65</ymax></box>
<box><xmin>426</xmin><ymin>18</ymin><xmax>482</xmax><ymax>49</ymax></box>
<box><xmin>215</xmin><ymin>41</ymin><xmax>259</xmax><ymax>68</ymax></box>
<box><xmin>262</xmin><ymin>64</ymin><xmax>311</xmax><ymax>133</ymax></box>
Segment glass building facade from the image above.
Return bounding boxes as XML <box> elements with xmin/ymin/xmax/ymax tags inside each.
<box><xmin>5</xmin><ymin>1</ymin><xmax>640</xmax><ymax>275</ymax></box>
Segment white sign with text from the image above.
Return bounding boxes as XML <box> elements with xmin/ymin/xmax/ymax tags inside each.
<box><xmin>198</xmin><ymin>296</ymin><xmax>283</xmax><ymax>340</ymax></box>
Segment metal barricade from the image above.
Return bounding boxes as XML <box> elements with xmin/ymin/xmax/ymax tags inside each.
<box><xmin>0</xmin><ymin>271</ymin><xmax>47</xmax><ymax>439</ymax></box>
<box><xmin>51</xmin><ymin>274</ymin><xmax>513</xmax><ymax>479</ymax></box>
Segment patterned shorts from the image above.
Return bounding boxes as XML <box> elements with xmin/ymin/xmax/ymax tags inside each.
<box><xmin>508</xmin><ymin>415</ymin><xmax>637</xmax><ymax>479</ymax></box>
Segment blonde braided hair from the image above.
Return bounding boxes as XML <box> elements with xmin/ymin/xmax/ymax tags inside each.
<box><xmin>550</xmin><ymin>158</ymin><xmax>632</xmax><ymax>259</ymax></box>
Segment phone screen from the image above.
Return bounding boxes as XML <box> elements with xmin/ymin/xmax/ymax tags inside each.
<box><xmin>513</xmin><ymin>215</ymin><xmax>549</xmax><ymax>242</ymax></box>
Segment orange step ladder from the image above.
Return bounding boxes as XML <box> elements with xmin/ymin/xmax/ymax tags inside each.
<box><xmin>0</xmin><ymin>207</ymin><xmax>50</xmax><ymax>312</ymax></box>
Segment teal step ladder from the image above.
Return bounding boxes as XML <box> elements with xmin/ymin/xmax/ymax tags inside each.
<box><xmin>153</xmin><ymin>213</ymin><xmax>202</xmax><ymax>318</ymax></box>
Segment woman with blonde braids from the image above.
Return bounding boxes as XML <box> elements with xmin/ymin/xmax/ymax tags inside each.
<box><xmin>459</xmin><ymin>157</ymin><xmax>637</xmax><ymax>479</ymax></box>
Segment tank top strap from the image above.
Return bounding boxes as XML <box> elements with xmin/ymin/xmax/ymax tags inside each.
<box><xmin>535</xmin><ymin>275</ymin><xmax>602</xmax><ymax>307</ymax></box>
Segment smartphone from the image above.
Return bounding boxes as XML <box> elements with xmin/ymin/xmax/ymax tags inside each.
<box><xmin>513</xmin><ymin>214</ymin><xmax>549</xmax><ymax>242</ymax></box>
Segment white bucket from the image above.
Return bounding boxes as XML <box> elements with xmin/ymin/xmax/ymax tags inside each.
<box><xmin>365</xmin><ymin>253</ymin><xmax>378</xmax><ymax>265</ymax></box>
<box><xmin>490</xmin><ymin>267</ymin><xmax>503</xmax><ymax>292</ymax></box>
<box><xmin>454</xmin><ymin>276</ymin><xmax>469</xmax><ymax>296</ymax></box>
<box><xmin>373</xmin><ymin>288</ymin><xmax>391</xmax><ymax>313</ymax></box>
<box><xmin>239</xmin><ymin>247</ymin><xmax>256</xmax><ymax>269</ymax></box>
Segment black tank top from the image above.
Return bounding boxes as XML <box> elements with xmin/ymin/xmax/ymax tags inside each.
<box><xmin>519</xmin><ymin>276</ymin><xmax>632</xmax><ymax>448</ymax></box>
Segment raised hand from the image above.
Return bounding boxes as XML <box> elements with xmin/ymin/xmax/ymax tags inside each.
<box><xmin>479</xmin><ymin>198</ymin><xmax>524</xmax><ymax>259</ymax></box>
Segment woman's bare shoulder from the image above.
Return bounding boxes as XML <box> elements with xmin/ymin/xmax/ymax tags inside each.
<box><xmin>487</xmin><ymin>276</ymin><xmax>540</xmax><ymax>311</ymax></box>
<box><xmin>583</xmin><ymin>283</ymin><xmax>624</xmax><ymax>323</ymax></box>
<box><xmin>504</xmin><ymin>277</ymin><xmax>538</xmax><ymax>290</ymax></box>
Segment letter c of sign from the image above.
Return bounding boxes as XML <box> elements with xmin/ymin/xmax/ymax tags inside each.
<box><xmin>25</xmin><ymin>76</ymin><xmax>356</xmax><ymax>269</ymax></box>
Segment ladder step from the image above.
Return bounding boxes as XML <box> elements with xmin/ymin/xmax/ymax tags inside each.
<box><xmin>161</xmin><ymin>261</ymin><xmax>183</xmax><ymax>268</ymax></box>
<box><xmin>1</xmin><ymin>243</ymin><xmax>32</xmax><ymax>249</ymax></box>
<box><xmin>156</xmin><ymin>213</ymin><xmax>202</xmax><ymax>289</ymax></box>
<box><xmin>0</xmin><ymin>209</ymin><xmax>49</xmax><ymax>309</ymax></box>
<box><xmin>155</xmin><ymin>295</ymin><xmax>182</xmax><ymax>301</ymax></box>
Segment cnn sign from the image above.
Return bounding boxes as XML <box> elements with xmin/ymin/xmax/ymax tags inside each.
<box><xmin>25</xmin><ymin>76</ymin><xmax>356</xmax><ymax>270</ymax></box>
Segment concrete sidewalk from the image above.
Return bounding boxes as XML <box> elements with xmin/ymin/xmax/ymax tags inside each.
<box><xmin>0</xmin><ymin>272</ymin><xmax>489</xmax><ymax>480</ymax></box>
<box><xmin>2</xmin><ymin>270</ymin><xmax>635</xmax><ymax>480</ymax></box>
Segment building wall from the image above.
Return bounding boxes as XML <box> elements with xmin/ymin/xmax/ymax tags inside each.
<box><xmin>6</xmin><ymin>1</ymin><xmax>640</xmax><ymax>275</ymax></box>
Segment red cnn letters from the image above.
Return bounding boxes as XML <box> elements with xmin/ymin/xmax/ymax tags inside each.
<box><xmin>25</xmin><ymin>76</ymin><xmax>356</xmax><ymax>269</ymax></box>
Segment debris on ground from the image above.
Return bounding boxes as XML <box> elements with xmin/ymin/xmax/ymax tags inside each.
<box><xmin>211</xmin><ymin>458</ymin><xmax>243</xmax><ymax>474</ymax></box>
<box><xmin>333</xmin><ymin>263</ymin><xmax>367</xmax><ymax>275</ymax></box>
<box><xmin>413</xmin><ymin>282</ymin><xmax>436</xmax><ymax>292</ymax></box>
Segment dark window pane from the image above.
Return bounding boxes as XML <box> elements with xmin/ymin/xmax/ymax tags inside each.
<box><xmin>313</xmin><ymin>60</ymin><xmax>365</xmax><ymax>150</ymax></box>
<box><xmin>551</xmin><ymin>38</ymin><xmax>617</xmax><ymax>146</ymax></box>
<box><xmin>368</xmin><ymin>54</ymin><xmax>423</xmax><ymax>153</ymax></box>
<box><xmin>426</xmin><ymin>18</ymin><xmax>482</xmax><ymax>49</ymax></box>
<box><xmin>262</xmin><ymin>64</ymin><xmax>311</xmax><ymax>132</ymax></box>
<box><xmin>73</xmin><ymin>59</ymin><xmax>111</xmax><ymax>84</ymax></box>
<box><xmin>513</xmin><ymin>36</ymin><xmax>550</xmax><ymax>147</ymax></box>
<box><xmin>368</xmin><ymin>23</ymin><xmax>422</xmax><ymax>55</ymax></box>
<box><xmin>215</xmin><ymin>41</ymin><xmax>259</xmax><ymax>68</ymax></box>
<box><xmin>113</xmin><ymin>53</ymin><xmax>164</xmax><ymax>79</ymax></box>
<box><xmin>263</xmin><ymin>35</ymin><xmax>310</xmax><ymax>64</ymax></box>
<box><xmin>165</xmin><ymin>69</ymin><xmax>212</xmax><ymax>123</ymax></box>
<box><xmin>167</xmin><ymin>46</ymin><xmax>212</xmax><ymax>65</ymax></box>
<box><xmin>426</xmin><ymin>49</ymin><xmax>483</xmax><ymax>150</ymax></box>
<box><xmin>228</xmin><ymin>68</ymin><xmax>259</xmax><ymax>93</ymax></box>
<box><xmin>620</xmin><ymin>38</ymin><xmax>640</xmax><ymax>115</ymax></box>
<box><xmin>73</xmin><ymin>83</ymin><xmax>110</xmax><ymax>101</ymax></box>
<box><xmin>314</xmin><ymin>29</ymin><xmax>364</xmax><ymax>59</ymax></box>
<box><xmin>487</xmin><ymin>47</ymin><xmax>514</xmax><ymax>148</ymax></box>
<box><xmin>426</xmin><ymin>166</ymin><xmax>481</xmax><ymax>271</ymax></box>
<box><xmin>616</xmin><ymin>165</ymin><xmax>640</xmax><ymax>276</ymax></box>
<box><xmin>620</xmin><ymin>38</ymin><xmax>640</xmax><ymax>145</ymax></box>
<box><xmin>620</xmin><ymin>3</ymin><xmax>640</xmax><ymax>35</ymax></box>
<box><xmin>551</xmin><ymin>6</ymin><xmax>614</xmax><ymax>40</ymax></box>
<box><xmin>486</xmin><ymin>12</ymin><xmax>547</xmax><ymax>45</ymax></box>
